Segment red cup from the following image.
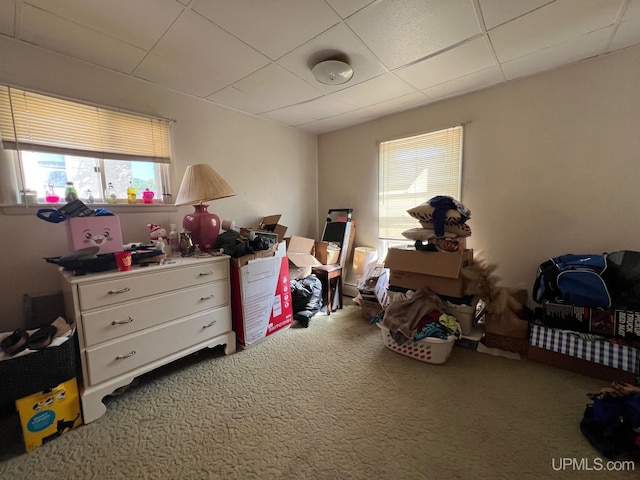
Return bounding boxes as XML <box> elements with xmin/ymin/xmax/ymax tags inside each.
<box><xmin>114</xmin><ymin>251</ymin><xmax>132</xmax><ymax>271</ymax></box>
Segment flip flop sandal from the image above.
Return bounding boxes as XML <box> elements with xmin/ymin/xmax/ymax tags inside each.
<box><xmin>1</xmin><ymin>328</ymin><xmax>29</xmax><ymax>355</ymax></box>
<box><xmin>27</xmin><ymin>325</ymin><xmax>58</xmax><ymax>350</ymax></box>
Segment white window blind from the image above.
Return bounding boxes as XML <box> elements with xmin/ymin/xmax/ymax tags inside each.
<box><xmin>378</xmin><ymin>126</ymin><xmax>463</xmax><ymax>240</ymax></box>
<box><xmin>0</xmin><ymin>86</ymin><xmax>171</xmax><ymax>163</ymax></box>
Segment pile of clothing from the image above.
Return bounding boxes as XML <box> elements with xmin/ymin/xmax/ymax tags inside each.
<box><xmin>580</xmin><ymin>381</ymin><xmax>640</xmax><ymax>458</ymax></box>
<box><xmin>374</xmin><ymin>288</ymin><xmax>460</xmax><ymax>344</ymax></box>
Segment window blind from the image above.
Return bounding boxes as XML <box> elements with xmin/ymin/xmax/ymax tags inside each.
<box><xmin>0</xmin><ymin>86</ymin><xmax>171</xmax><ymax>163</ymax></box>
<box><xmin>378</xmin><ymin>126</ymin><xmax>463</xmax><ymax>240</ymax></box>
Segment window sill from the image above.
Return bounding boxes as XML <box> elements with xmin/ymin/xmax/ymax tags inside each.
<box><xmin>1</xmin><ymin>203</ymin><xmax>180</xmax><ymax>216</ymax></box>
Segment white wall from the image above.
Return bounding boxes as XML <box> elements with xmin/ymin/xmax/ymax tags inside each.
<box><xmin>318</xmin><ymin>45</ymin><xmax>640</xmax><ymax>296</ymax></box>
<box><xmin>0</xmin><ymin>37</ymin><xmax>318</xmax><ymax>330</ymax></box>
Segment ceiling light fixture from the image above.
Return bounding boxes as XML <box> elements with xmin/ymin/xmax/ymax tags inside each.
<box><xmin>311</xmin><ymin>59</ymin><xmax>354</xmax><ymax>85</ymax></box>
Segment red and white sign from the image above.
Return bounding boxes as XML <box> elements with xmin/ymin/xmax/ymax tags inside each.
<box><xmin>231</xmin><ymin>241</ymin><xmax>293</xmax><ymax>347</ymax></box>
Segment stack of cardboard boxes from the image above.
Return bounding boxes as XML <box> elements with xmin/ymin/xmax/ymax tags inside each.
<box><xmin>231</xmin><ymin>217</ymin><xmax>344</xmax><ymax>347</ymax></box>
<box><xmin>358</xmin><ymin>264</ymin><xmax>389</xmax><ymax>320</ymax></box>
<box><xmin>231</xmin><ymin>216</ymin><xmax>293</xmax><ymax>348</ymax></box>
<box><xmin>383</xmin><ymin>247</ymin><xmax>483</xmax><ymax>339</ymax></box>
<box><xmin>286</xmin><ymin>236</ymin><xmax>341</xmax><ymax>280</ymax></box>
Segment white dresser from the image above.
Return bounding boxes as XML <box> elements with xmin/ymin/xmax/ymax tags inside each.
<box><xmin>60</xmin><ymin>255</ymin><xmax>235</xmax><ymax>423</ymax></box>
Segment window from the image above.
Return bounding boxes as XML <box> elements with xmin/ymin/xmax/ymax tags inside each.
<box><xmin>378</xmin><ymin>125</ymin><xmax>463</xmax><ymax>241</ymax></box>
<box><xmin>0</xmin><ymin>85</ymin><xmax>172</xmax><ymax>205</ymax></box>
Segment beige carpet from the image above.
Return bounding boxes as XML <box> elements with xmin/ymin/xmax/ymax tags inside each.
<box><xmin>0</xmin><ymin>302</ymin><xmax>636</xmax><ymax>479</ymax></box>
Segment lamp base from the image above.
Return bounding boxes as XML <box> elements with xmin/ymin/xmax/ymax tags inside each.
<box><xmin>183</xmin><ymin>204</ymin><xmax>220</xmax><ymax>251</ymax></box>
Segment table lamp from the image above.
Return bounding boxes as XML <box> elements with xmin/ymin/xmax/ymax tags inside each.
<box><xmin>353</xmin><ymin>247</ymin><xmax>378</xmax><ymax>279</ymax></box>
<box><xmin>174</xmin><ymin>164</ymin><xmax>236</xmax><ymax>251</ymax></box>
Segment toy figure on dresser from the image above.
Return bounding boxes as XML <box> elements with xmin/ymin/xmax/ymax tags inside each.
<box><xmin>147</xmin><ymin>223</ymin><xmax>168</xmax><ymax>245</ymax></box>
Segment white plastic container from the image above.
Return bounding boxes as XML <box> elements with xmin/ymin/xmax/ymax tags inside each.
<box><xmin>378</xmin><ymin>324</ymin><xmax>456</xmax><ymax>364</ymax></box>
<box><xmin>443</xmin><ymin>299</ymin><xmax>481</xmax><ymax>336</ymax></box>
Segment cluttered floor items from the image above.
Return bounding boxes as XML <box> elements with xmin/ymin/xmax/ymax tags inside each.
<box><xmin>358</xmin><ymin>195</ymin><xmax>640</xmax><ymax>459</ymax></box>
<box><xmin>0</xmin><ymin>317</ymin><xmax>82</xmax><ymax>452</ymax></box>
<box><xmin>360</xmin><ymin>196</ymin><xmax>487</xmax><ymax>365</ymax></box>
<box><xmin>581</xmin><ymin>381</ymin><xmax>640</xmax><ymax>459</ymax></box>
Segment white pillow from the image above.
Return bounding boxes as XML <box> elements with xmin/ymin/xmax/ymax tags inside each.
<box><xmin>419</xmin><ymin>219</ymin><xmax>472</xmax><ymax>237</ymax></box>
<box><xmin>407</xmin><ymin>203</ymin><xmax>462</xmax><ymax>223</ymax></box>
<box><xmin>401</xmin><ymin>228</ymin><xmax>458</xmax><ymax>241</ymax></box>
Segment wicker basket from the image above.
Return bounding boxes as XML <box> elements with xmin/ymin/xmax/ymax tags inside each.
<box><xmin>0</xmin><ymin>328</ymin><xmax>78</xmax><ymax>404</ymax></box>
<box><xmin>378</xmin><ymin>324</ymin><xmax>456</xmax><ymax>364</ymax></box>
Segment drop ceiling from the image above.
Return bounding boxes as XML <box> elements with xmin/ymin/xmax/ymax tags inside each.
<box><xmin>1</xmin><ymin>0</ymin><xmax>639</xmax><ymax>134</ymax></box>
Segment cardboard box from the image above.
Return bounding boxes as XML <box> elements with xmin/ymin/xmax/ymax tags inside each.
<box><xmin>16</xmin><ymin>378</ymin><xmax>83</xmax><ymax>452</ymax></box>
<box><xmin>361</xmin><ymin>298</ymin><xmax>383</xmax><ymax>320</ymax></box>
<box><xmin>543</xmin><ymin>302</ymin><xmax>640</xmax><ymax>341</ymax></box>
<box><xmin>384</xmin><ymin>248</ymin><xmax>473</xmax><ymax>297</ymax></box>
<box><xmin>286</xmin><ymin>236</ymin><xmax>322</xmax><ymax>280</ymax></box>
<box><xmin>527</xmin><ymin>346</ymin><xmax>637</xmax><ymax>384</ymax></box>
<box><xmin>231</xmin><ymin>241</ymin><xmax>293</xmax><ymax>347</ymax></box>
<box><xmin>67</xmin><ymin>215</ymin><xmax>123</xmax><ymax>254</ymax></box>
<box><xmin>314</xmin><ymin>241</ymin><xmax>341</xmax><ymax>265</ymax></box>
<box><xmin>358</xmin><ymin>269</ymin><xmax>389</xmax><ymax>307</ymax></box>
<box><xmin>528</xmin><ymin>324</ymin><xmax>640</xmax><ymax>383</ymax></box>
<box><xmin>484</xmin><ymin>288</ymin><xmax>530</xmax><ymax>339</ymax></box>
<box><xmin>483</xmin><ymin>331</ymin><xmax>529</xmax><ymax>355</ymax></box>
<box><xmin>240</xmin><ymin>214</ymin><xmax>288</xmax><ymax>242</ymax></box>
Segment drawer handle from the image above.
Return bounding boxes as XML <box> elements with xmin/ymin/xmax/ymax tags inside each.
<box><xmin>203</xmin><ymin>320</ymin><xmax>217</xmax><ymax>329</ymax></box>
<box><xmin>108</xmin><ymin>287</ymin><xmax>131</xmax><ymax>294</ymax></box>
<box><xmin>116</xmin><ymin>350</ymin><xmax>136</xmax><ymax>359</ymax></box>
<box><xmin>112</xmin><ymin>316</ymin><xmax>134</xmax><ymax>325</ymax></box>
<box><xmin>198</xmin><ymin>271</ymin><xmax>214</xmax><ymax>276</ymax></box>
<box><xmin>200</xmin><ymin>294</ymin><xmax>215</xmax><ymax>301</ymax></box>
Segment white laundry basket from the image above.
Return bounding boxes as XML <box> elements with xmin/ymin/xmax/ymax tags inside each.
<box><xmin>378</xmin><ymin>324</ymin><xmax>457</xmax><ymax>364</ymax></box>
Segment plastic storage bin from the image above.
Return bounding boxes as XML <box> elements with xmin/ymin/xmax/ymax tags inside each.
<box><xmin>0</xmin><ymin>325</ymin><xmax>77</xmax><ymax>405</ymax></box>
<box><xmin>443</xmin><ymin>298</ymin><xmax>482</xmax><ymax>336</ymax></box>
<box><xmin>378</xmin><ymin>324</ymin><xmax>457</xmax><ymax>364</ymax></box>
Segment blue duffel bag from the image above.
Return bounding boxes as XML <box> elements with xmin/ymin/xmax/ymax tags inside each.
<box><xmin>533</xmin><ymin>254</ymin><xmax>611</xmax><ymax>308</ymax></box>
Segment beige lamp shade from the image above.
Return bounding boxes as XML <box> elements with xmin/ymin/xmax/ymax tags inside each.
<box><xmin>353</xmin><ymin>247</ymin><xmax>378</xmax><ymax>276</ymax></box>
<box><xmin>174</xmin><ymin>164</ymin><xmax>236</xmax><ymax>206</ymax></box>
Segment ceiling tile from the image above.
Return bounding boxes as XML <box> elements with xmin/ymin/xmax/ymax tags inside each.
<box><xmin>135</xmin><ymin>10</ymin><xmax>270</xmax><ymax>88</ymax></box>
<box><xmin>396</xmin><ymin>37</ymin><xmax>497</xmax><ymax>90</ymax></box>
<box><xmin>24</xmin><ymin>0</ymin><xmax>183</xmax><ymax>50</ymax></box>
<box><xmin>489</xmin><ymin>0</ymin><xmax>622</xmax><ymax>63</ymax></box>
<box><xmin>192</xmin><ymin>0</ymin><xmax>339</xmax><ymax>60</ymax></box>
<box><xmin>328</xmin><ymin>73</ymin><xmax>417</xmax><ymax>108</ymax></box>
<box><xmin>324</xmin><ymin>0</ymin><xmax>376</xmax><ymax>19</ymax></box>
<box><xmin>20</xmin><ymin>4</ymin><xmax>146</xmax><ymax>73</ymax></box>
<box><xmin>347</xmin><ymin>0</ymin><xmax>481</xmax><ymax>70</ymax></box>
<box><xmin>479</xmin><ymin>0</ymin><xmax>553</xmax><ymax>29</ymax></box>
<box><xmin>502</xmin><ymin>27</ymin><xmax>612</xmax><ymax>80</ymax></box>
<box><xmin>207</xmin><ymin>85</ymin><xmax>280</xmax><ymax>115</ymax></box>
<box><xmin>608</xmin><ymin>2</ymin><xmax>640</xmax><ymax>51</ymax></box>
<box><xmin>258</xmin><ymin>108</ymin><xmax>312</xmax><ymax>127</ymax></box>
<box><xmin>365</xmin><ymin>91</ymin><xmax>433</xmax><ymax>115</ymax></box>
<box><xmin>297</xmin><ymin>108</ymin><xmax>378</xmax><ymax>134</ymax></box>
<box><xmin>134</xmin><ymin>54</ymin><xmax>225</xmax><ymax>97</ymax></box>
<box><xmin>222</xmin><ymin>63</ymin><xmax>322</xmax><ymax>114</ymax></box>
<box><xmin>277</xmin><ymin>23</ymin><xmax>387</xmax><ymax>94</ymax></box>
<box><xmin>262</xmin><ymin>94</ymin><xmax>358</xmax><ymax>124</ymax></box>
<box><xmin>422</xmin><ymin>66</ymin><xmax>504</xmax><ymax>100</ymax></box>
<box><xmin>0</xmin><ymin>0</ymin><xmax>14</xmax><ymax>36</ymax></box>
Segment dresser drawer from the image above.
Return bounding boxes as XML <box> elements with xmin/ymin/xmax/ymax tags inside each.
<box><xmin>81</xmin><ymin>281</ymin><xmax>229</xmax><ymax>347</ymax></box>
<box><xmin>85</xmin><ymin>306</ymin><xmax>231</xmax><ymax>385</ymax></box>
<box><xmin>78</xmin><ymin>260</ymin><xmax>227</xmax><ymax>310</ymax></box>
